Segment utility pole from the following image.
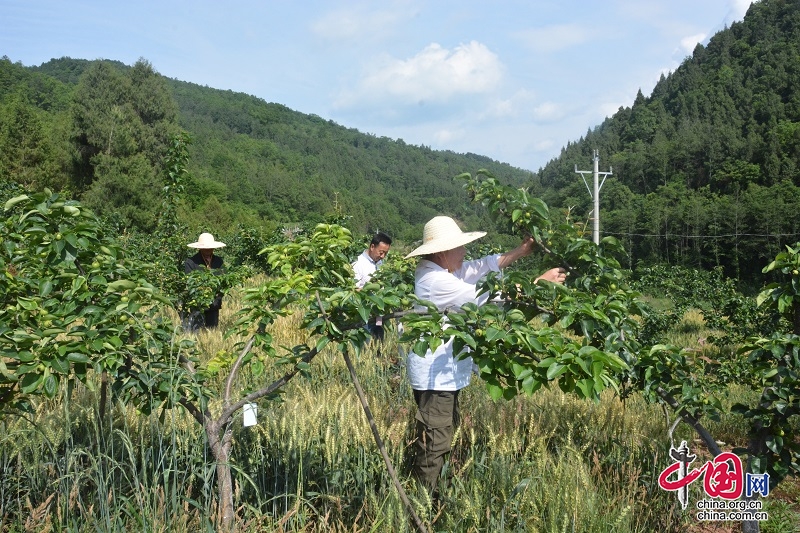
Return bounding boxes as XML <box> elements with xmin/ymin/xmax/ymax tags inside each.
<box><xmin>575</xmin><ymin>150</ymin><xmax>613</xmax><ymax>244</ymax></box>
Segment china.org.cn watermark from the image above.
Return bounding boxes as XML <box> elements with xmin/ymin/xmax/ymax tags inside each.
<box><xmin>695</xmin><ymin>498</ymin><xmax>768</xmax><ymax>521</ymax></box>
<box><xmin>658</xmin><ymin>441</ymin><xmax>770</xmax><ymax>522</ymax></box>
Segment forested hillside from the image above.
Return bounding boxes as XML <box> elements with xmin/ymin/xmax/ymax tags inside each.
<box><xmin>2</xmin><ymin>0</ymin><xmax>800</xmax><ymax>279</ymax></box>
<box><xmin>535</xmin><ymin>0</ymin><xmax>800</xmax><ymax>281</ymax></box>
<box><xmin>168</xmin><ymin>78</ymin><xmax>536</xmax><ymax>240</ymax></box>
<box><xmin>0</xmin><ymin>55</ymin><xmax>531</xmax><ymax>242</ymax></box>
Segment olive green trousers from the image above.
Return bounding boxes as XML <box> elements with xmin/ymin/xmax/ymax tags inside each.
<box><xmin>411</xmin><ymin>389</ymin><xmax>460</xmax><ymax>492</ymax></box>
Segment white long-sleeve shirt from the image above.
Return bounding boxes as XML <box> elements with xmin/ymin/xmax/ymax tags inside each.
<box><xmin>352</xmin><ymin>250</ymin><xmax>381</xmax><ymax>288</ymax></box>
<box><xmin>406</xmin><ymin>254</ymin><xmax>501</xmax><ymax>391</ymax></box>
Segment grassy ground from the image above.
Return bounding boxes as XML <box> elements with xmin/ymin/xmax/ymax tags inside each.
<box><xmin>1</xmin><ymin>290</ymin><xmax>798</xmax><ymax>532</ymax></box>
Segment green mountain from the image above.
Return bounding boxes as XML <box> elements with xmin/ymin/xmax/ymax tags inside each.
<box><xmin>534</xmin><ymin>0</ymin><xmax>800</xmax><ymax>280</ymax></box>
<box><xmin>167</xmin><ymin>76</ymin><xmax>538</xmax><ymax>241</ymax></box>
<box><xmin>1</xmin><ymin>55</ymin><xmax>531</xmax><ymax>242</ymax></box>
<box><xmin>2</xmin><ymin>0</ymin><xmax>800</xmax><ymax>280</ymax></box>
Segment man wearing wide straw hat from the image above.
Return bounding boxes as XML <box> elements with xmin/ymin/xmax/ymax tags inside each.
<box><xmin>184</xmin><ymin>232</ymin><xmax>227</xmax><ymax>331</ymax></box>
<box><xmin>404</xmin><ymin>216</ymin><xmax>566</xmax><ymax>494</ymax></box>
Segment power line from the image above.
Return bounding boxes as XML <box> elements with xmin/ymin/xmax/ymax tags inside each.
<box><xmin>605</xmin><ymin>231</ymin><xmax>800</xmax><ymax>239</ymax></box>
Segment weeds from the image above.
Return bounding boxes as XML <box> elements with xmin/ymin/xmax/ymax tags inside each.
<box><xmin>1</xmin><ymin>291</ymin><xmax>797</xmax><ymax>532</ymax></box>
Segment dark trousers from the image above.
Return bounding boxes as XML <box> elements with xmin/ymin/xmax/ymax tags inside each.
<box><xmin>411</xmin><ymin>389</ymin><xmax>460</xmax><ymax>492</ymax></box>
<box><xmin>366</xmin><ymin>320</ymin><xmax>384</xmax><ymax>342</ymax></box>
<box><xmin>203</xmin><ymin>306</ymin><xmax>220</xmax><ymax>328</ymax></box>
<box><xmin>183</xmin><ymin>306</ymin><xmax>220</xmax><ymax>332</ymax></box>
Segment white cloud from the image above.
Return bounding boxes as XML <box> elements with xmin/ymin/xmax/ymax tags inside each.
<box><xmin>532</xmin><ymin>101</ymin><xmax>565</xmax><ymax>123</ymax></box>
<box><xmin>599</xmin><ymin>101</ymin><xmax>626</xmax><ymax>119</ymax></box>
<box><xmin>335</xmin><ymin>40</ymin><xmax>504</xmax><ymax>109</ymax></box>
<box><xmin>478</xmin><ymin>89</ymin><xmax>537</xmax><ymax>120</ymax></box>
<box><xmin>513</xmin><ymin>23</ymin><xmax>593</xmax><ymax>53</ymax></box>
<box><xmin>310</xmin><ymin>5</ymin><xmax>414</xmax><ymax>42</ymax></box>
<box><xmin>726</xmin><ymin>0</ymin><xmax>752</xmax><ymax>24</ymax></box>
<box><xmin>433</xmin><ymin>128</ymin><xmax>463</xmax><ymax>145</ymax></box>
<box><xmin>486</xmin><ymin>98</ymin><xmax>515</xmax><ymax>118</ymax></box>
<box><xmin>532</xmin><ymin>139</ymin><xmax>556</xmax><ymax>153</ymax></box>
<box><xmin>679</xmin><ymin>32</ymin><xmax>708</xmax><ymax>54</ymax></box>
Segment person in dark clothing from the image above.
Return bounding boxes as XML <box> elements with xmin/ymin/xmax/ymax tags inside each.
<box><xmin>184</xmin><ymin>232</ymin><xmax>226</xmax><ymax>331</ymax></box>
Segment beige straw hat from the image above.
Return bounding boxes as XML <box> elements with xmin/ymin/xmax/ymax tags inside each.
<box><xmin>187</xmin><ymin>232</ymin><xmax>226</xmax><ymax>249</ymax></box>
<box><xmin>405</xmin><ymin>216</ymin><xmax>486</xmax><ymax>258</ymax></box>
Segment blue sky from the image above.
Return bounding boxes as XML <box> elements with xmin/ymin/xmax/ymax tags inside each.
<box><xmin>2</xmin><ymin>0</ymin><xmax>751</xmax><ymax>172</ymax></box>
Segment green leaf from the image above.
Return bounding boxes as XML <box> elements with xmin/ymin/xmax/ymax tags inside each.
<box><xmin>251</xmin><ymin>359</ymin><xmax>265</xmax><ymax>377</ymax></box>
<box><xmin>18</xmin><ymin>298</ymin><xmax>39</xmax><ymax>311</ymax></box>
<box><xmin>356</xmin><ymin>305</ymin><xmax>370</xmax><ymax>325</ymax></box>
<box><xmin>315</xmin><ymin>336</ymin><xmax>330</xmax><ymax>353</ymax></box>
<box><xmin>538</xmin><ymin>357</ymin><xmax>556</xmax><ymax>368</ymax></box>
<box><xmin>750</xmin><ymin>455</ymin><xmax>766</xmax><ymax>474</ymax></box>
<box><xmin>20</xmin><ymin>373</ymin><xmax>43</xmax><ymax>393</ymax></box>
<box><xmin>413</xmin><ymin>340</ymin><xmax>428</xmax><ymax>357</ymax></box>
<box><xmin>766</xmin><ymin>435</ymin><xmax>783</xmax><ymax>454</ymax></box>
<box><xmin>570</xmin><ymin>352</ymin><xmax>589</xmax><ymax>375</ymax></box>
<box><xmin>50</xmin><ymin>358</ymin><xmax>70</xmax><ymax>374</ymax></box>
<box><xmin>107</xmin><ymin>279</ymin><xmax>138</xmax><ymax>291</ymax></box>
<box><xmin>39</xmin><ymin>279</ymin><xmax>54</xmax><ymax>297</ymax></box>
<box><xmin>43</xmin><ymin>375</ymin><xmax>58</xmax><ymax>398</ymax></box>
<box><xmin>0</xmin><ymin>359</ymin><xmax>13</xmax><ymax>379</ymax></box>
<box><xmin>576</xmin><ymin>378</ymin><xmax>594</xmax><ymax>399</ymax></box>
<box><xmin>512</xmin><ymin>363</ymin><xmax>532</xmax><ymax>380</ymax></box>
<box><xmin>17</xmin><ymin>351</ymin><xmax>35</xmax><ymax>363</ymax></box>
<box><xmin>591</xmin><ymin>360</ymin><xmax>603</xmax><ymax>379</ymax></box>
<box><xmin>66</xmin><ymin>352</ymin><xmax>90</xmax><ymax>363</ymax></box>
<box><xmin>485</xmin><ymin>326</ymin><xmax>505</xmax><ymax>342</ymax></box>
<box><xmin>526</xmin><ymin>334</ymin><xmax>544</xmax><ymax>352</ymax></box>
<box><xmin>521</xmin><ymin>375</ymin><xmax>542</xmax><ymax>395</ymax></box>
<box><xmin>428</xmin><ymin>337</ymin><xmax>443</xmax><ymax>354</ymax></box>
<box><xmin>4</xmin><ymin>194</ymin><xmax>30</xmax><ymax>211</ymax></box>
<box><xmin>778</xmin><ymin>294</ymin><xmax>793</xmax><ymax>313</ymax></box>
<box><xmin>546</xmin><ymin>362</ymin><xmax>566</xmax><ymax>380</ymax></box>
<box><xmin>531</xmin><ymin>199</ymin><xmax>549</xmax><ymax>220</ymax></box>
<box><xmin>487</xmin><ymin>383</ymin><xmax>503</xmax><ymax>401</ymax></box>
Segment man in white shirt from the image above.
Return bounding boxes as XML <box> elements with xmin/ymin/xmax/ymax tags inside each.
<box><xmin>352</xmin><ymin>232</ymin><xmax>392</xmax><ymax>288</ymax></box>
<box><xmin>404</xmin><ymin>216</ymin><xmax>566</xmax><ymax>494</ymax></box>
<box><xmin>352</xmin><ymin>232</ymin><xmax>392</xmax><ymax>340</ymax></box>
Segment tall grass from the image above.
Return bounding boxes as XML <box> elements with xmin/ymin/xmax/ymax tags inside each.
<box><xmin>1</xmin><ymin>293</ymin><xmax>797</xmax><ymax>532</ymax></box>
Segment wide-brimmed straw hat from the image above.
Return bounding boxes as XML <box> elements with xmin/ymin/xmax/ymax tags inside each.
<box><xmin>405</xmin><ymin>216</ymin><xmax>486</xmax><ymax>258</ymax></box>
<box><xmin>188</xmin><ymin>232</ymin><xmax>226</xmax><ymax>249</ymax></box>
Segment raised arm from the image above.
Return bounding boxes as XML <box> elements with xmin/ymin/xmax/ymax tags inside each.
<box><xmin>497</xmin><ymin>236</ymin><xmax>535</xmax><ymax>269</ymax></box>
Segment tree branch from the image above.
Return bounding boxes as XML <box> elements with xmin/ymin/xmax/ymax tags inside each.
<box><xmin>316</xmin><ymin>291</ymin><xmax>429</xmax><ymax>533</ymax></box>
<box><xmin>218</xmin><ymin>343</ymin><xmax>321</xmax><ymax>425</ymax></box>
<box><xmin>224</xmin><ymin>335</ymin><xmax>256</xmax><ymax>404</ymax></box>
<box><xmin>655</xmin><ymin>386</ymin><xmax>722</xmax><ymax>456</ymax></box>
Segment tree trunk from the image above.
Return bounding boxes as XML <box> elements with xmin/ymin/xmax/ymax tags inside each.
<box><xmin>741</xmin><ymin>435</ymin><xmax>764</xmax><ymax>533</ymax></box>
<box><xmin>207</xmin><ymin>419</ymin><xmax>235</xmax><ymax>532</ymax></box>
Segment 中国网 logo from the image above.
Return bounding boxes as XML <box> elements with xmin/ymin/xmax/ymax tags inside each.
<box><xmin>658</xmin><ymin>441</ymin><xmax>770</xmax><ymax>522</ymax></box>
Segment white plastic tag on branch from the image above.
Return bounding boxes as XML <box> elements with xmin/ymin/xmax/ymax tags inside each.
<box><xmin>243</xmin><ymin>403</ymin><xmax>257</xmax><ymax>427</ymax></box>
